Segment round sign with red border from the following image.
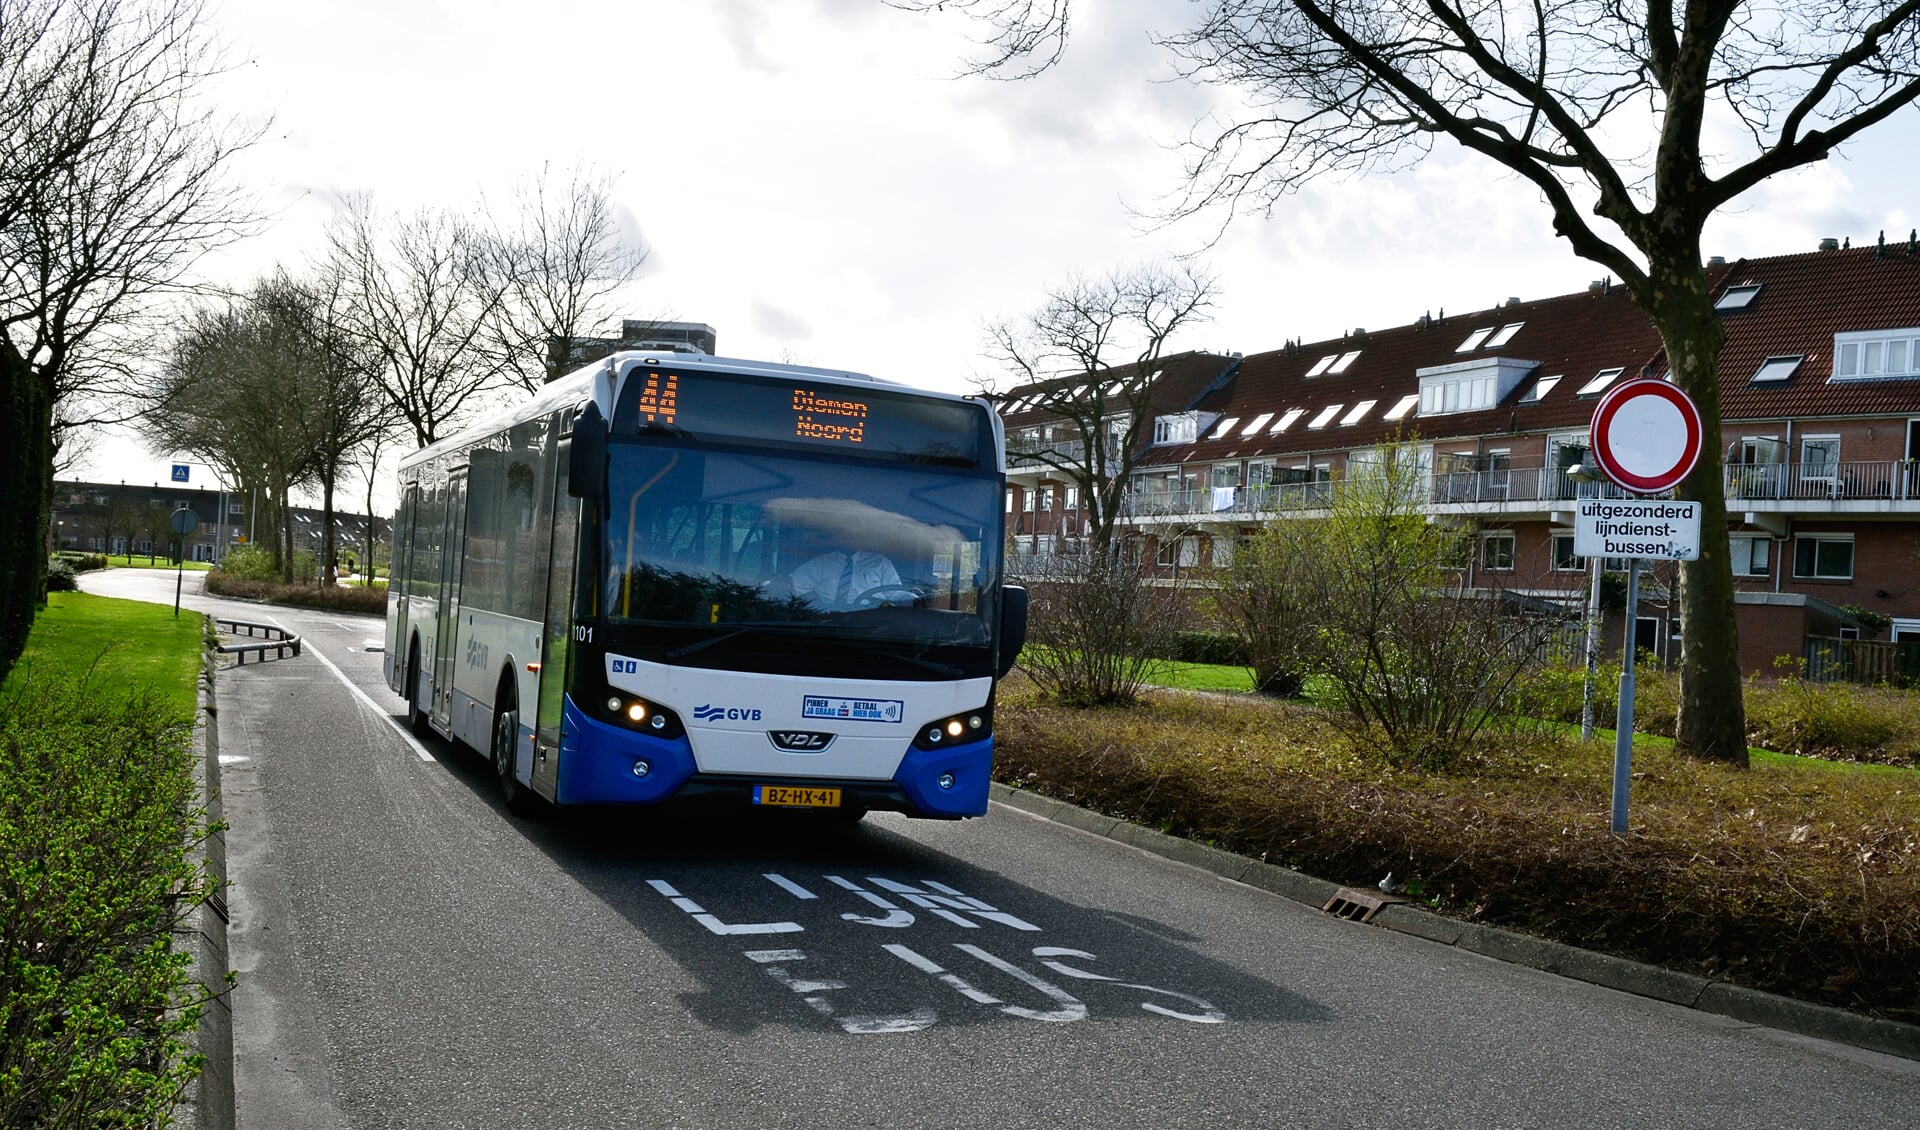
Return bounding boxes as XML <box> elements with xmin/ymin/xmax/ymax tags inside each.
<box><xmin>1588</xmin><ymin>378</ymin><xmax>1704</xmax><ymax>494</ymax></box>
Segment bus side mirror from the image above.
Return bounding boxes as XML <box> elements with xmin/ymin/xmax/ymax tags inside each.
<box><xmin>996</xmin><ymin>585</ymin><xmax>1028</xmax><ymax>679</ymax></box>
<box><xmin>568</xmin><ymin>401</ymin><xmax>607</xmax><ymax>498</ymax></box>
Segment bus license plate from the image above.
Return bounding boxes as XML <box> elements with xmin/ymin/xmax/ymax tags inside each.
<box><xmin>754</xmin><ymin>785</ymin><xmax>841</xmax><ymax>808</ymax></box>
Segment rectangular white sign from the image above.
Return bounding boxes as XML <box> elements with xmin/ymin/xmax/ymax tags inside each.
<box><xmin>1573</xmin><ymin>498</ymin><xmax>1702</xmax><ymax>561</ymax></box>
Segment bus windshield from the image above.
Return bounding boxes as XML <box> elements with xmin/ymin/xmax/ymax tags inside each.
<box><xmin>601</xmin><ymin>443</ymin><xmax>1002</xmax><ymax>678</ymax></box>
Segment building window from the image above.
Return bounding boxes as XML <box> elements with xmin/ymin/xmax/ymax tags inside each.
<box><xmin>1383</xmin><ymin>394</ymin><xmax>1419</xmax><ymax>421</ymax></box>
<box><xmin>1153</xmin><ymin>413</ymin><xmax>1198</xmax><ymax>444</ymax></box>
<box><xmin>1715</xmin><ymin>284</ymin><xmax>1762</xmax><ymax>312</ymax></box>
<box><xmin>1207</xmin><ymin>416</ymin><xmax>1240</xmax><ymax>440</ymax></box>
<box><xmin>1730</xmin><ymin>536</ymin><xmax>1771</xmax><ymax>578</ymax></box>
<box><xmin>1833</xmin><ymin>327</ymin><xmax>1920</xmax><ymax>380</ymax></box>
<box><xmin>1484</xmin><ymin>322</ymin><xmax>1524</xmax><ymax>348</ymax></box>
<box><xmin>1004</xmin><ymin>491</ymin><xmax>1014</xmax><ymax>513</ymax></box>
<box><xmin>1792</xmin><ymin>535</ymin><xmax>1854</xmax><ymax>580</ymax></box>
<box><xmin>1576</xmin><ymin>367</ymin><xmax>1626</xmax><ymax>397</ymax></box>
<box><xmin>1800</xmin><ymin>436</ymin><xmax>1840</xmax><ymax>482</ymax></box>
<box><xmin>1241</xmin><ymin>413</ymin><xmax>1273</xmax><ymax>436</ymax></box>
<box><xmin>1750</xmin><ymin>355</ymin><xmax>1802</xmax><ymax>384</ymax></box>
<box><xmin>1339</xmin><ymin>400</ymin><xmax>1378</xmax><ymax>425</ymax></box>
<box><xmin>1271</xmin><ymin>407</ymin><xmax>1306</xmax><ymax>433</ymax></box>
<box><xmin>1481</xmin><ymin>532</ymin><xmax>1516</xmax><ymax>572</ymax></box>
<box><xmin>1037</xmin><ymin>487</ymin><xmax>1054</xmax><ymax>511</ymax></box>
<box><xmin>1305</xmin><ymin>354</ymin><xmax>1338</xmax><ymax>377</ymax></box>
<box><xmin>1519</xmin><ymin>375</ymin><xmax>1562</xmax><ymax>404</ymax></box>
<box><xmin>1307</xmin><ymin>404</ymin><xmax>1344</xmax><ymax>429</ymax></box>
<box><xmin>1022</xmin><ymin>489</ymin><xmax>1036</xmax><ymax>512</ymax></box>
<box><xmin>1455</xmin><ymin>327</ymin><xmax>1493</xmax><ymax>352</ymax></box>
<box><xmin>1551</xmin><ymin>535</ymin><xmax>1581</xmax><ymax>571</ymax></box>
<box><xmin>1327</xmin><ymin>350</ymin><xmax>1362</xmax><ymax>374</ymax></box>
<box><xmin>1064</xmin><ymin>486</ymin><xmax>1079</xmax><ymax>508</ymax></box>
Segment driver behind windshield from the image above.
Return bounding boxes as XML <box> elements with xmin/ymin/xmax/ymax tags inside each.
<box><xmin>787</xmin><ymin>529</ymin><xmax>903</xmax><ymax>611</ymax></box>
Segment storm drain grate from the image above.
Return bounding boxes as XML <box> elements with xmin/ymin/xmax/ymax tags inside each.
<box><xmin>1322</xmin><ymin>886</ymin><xmax>1409</xmax><ymax>924</ymax></box>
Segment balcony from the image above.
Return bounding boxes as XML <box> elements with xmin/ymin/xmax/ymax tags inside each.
<box><xmin>1114</xmin><ymin>458</ymin><xmax>1920</xmax><ymax>524</ymax></box>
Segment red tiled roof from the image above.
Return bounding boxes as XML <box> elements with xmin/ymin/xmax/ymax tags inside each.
<box><xmin>996</xmin><ymin>244</ymin><xmax>1920</xmax><ymax>466</ymax></box>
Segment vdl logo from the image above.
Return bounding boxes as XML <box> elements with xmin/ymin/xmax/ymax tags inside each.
<box><xmin>693</xmin><ymin>704</ymin><xmax>763</xmax><ymax>722</ymax></box>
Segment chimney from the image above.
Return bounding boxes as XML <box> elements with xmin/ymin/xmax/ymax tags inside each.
<box><xmin>1707</xmin><ymin>255</ymin><xmax>1726</xmax><ymax>267</ymax></box>
<box><xmin>1506</xmin><ymin>296</ymin><xmax>1520</xmax><ymax>306</ymax></box>
<box><xmin>1588</xmin><ymin>280</ymin><xmax>1605</xmax><ymax>294</ymax></box>
<box><xmin>1819</xmin><ymin>237</ymin><xmax>1840</xmax><ymax>251</ymax></box>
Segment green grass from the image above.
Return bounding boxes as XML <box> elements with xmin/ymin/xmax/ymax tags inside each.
<box><xmin>104</xmin><ymin>554</ymin><xmax>212</xmax><ymax>571</ymax></box>
<box><xmin>3</xmin><ymin>592</ymin><xmax>204</xmax><ymax>719</ymax></box>
<box><xmin>1145</xmin><ymin>659</ymin><xmax>1257</xmax><ymax>693</ymax></box>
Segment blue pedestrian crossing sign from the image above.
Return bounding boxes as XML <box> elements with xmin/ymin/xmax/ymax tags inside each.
<box><xmin>170</xmin><ymin>464</ymin><xmax>190</xmax><ymax>482</ymax></box>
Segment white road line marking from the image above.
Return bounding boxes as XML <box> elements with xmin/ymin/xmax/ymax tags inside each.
<box><xmin>764</xmin><ymin>874</ymin><xmax>818</xmax><ymax>899</ymax></box>
<box><xmin>293</xmin><ymin>625</ymin><xmax>435</xmax><ymax>762</ymax></box>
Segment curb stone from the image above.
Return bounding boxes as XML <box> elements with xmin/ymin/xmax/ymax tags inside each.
<box><xmin>989</xmin><ymin>781</ymin><xmax>1920</xmax><ymax>1063</ymax></box>
<box><xmin>174</xmin><ymin>649</ymin><xmax>236</xmax><ymax>1130</ymax></box>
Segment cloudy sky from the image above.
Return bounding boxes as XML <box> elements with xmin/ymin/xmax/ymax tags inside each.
<box><xmin>82</xmin><ymin>0</ymin><xmax>1920</xmax><ymax>497</ymax></box>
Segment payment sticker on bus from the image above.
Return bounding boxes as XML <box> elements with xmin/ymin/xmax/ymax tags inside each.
<box><xmin>754</xmin><ymin>785</ymin><xmax>842</xmax><ymax>808</ymax></box>
<box><xmin>802</xmin><ymin>696</ymin><xmax>904</xmax><ymax>723</ymax></box>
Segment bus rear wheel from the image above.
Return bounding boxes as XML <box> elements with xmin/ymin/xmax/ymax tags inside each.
<box><xmin>492</xmin><ymin>701</ymin><xmax>537</xmax><ymax>818</ymax></box>
<box><xmin>405</xmin><ymin>644</ymin><xmax>429</xmax><ymax>735</ymax></box>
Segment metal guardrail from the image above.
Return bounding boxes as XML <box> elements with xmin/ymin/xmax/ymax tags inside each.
<box><xmin>214</xmin><ymin>618</ymin><xmax>302</xmax><ymax>665</ymax></box>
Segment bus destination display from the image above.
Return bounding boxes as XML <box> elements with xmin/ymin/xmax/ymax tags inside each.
<box><xmin>614</xmin><ymin>366</ymin><xmax>986</xmax><ymax>466</ymax></box>
<box><xmin>792</xmin><ymin>388</ymin><xmax>867</xmax><ymax>445</ymax></box>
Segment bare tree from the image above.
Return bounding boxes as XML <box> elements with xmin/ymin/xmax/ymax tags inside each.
<box><xmin>326</xmin><ymin>195</ymin><xmax>508</xmax><ymax>448</ymax></box>
<box><xmin>987</xmin><ymin>262</ymin><xmax>1217</xmax><ymax>553</ymax></box>
<box><xmin>259</xmin><ymin>269</ymin><xmax>389</xmax><ymax>585</ymax></box>
<box><xmin>484</xmin><ymin>162</ymin><xmax>650</xmax><ymax>390</ymax></box>
<box><xmin>912</xmin><ymin>1</ymin><xmax>1920</xmax><ymax>765</ymax></box>
<box><xmin>145</xmin><ymin>288</ymin><xmax>322</xmax><ymax>581</ymax></box>
<box><xmin>0</xmin><ymin>0</ymin><xmax>258</xmax><ymax>680</ymax></box>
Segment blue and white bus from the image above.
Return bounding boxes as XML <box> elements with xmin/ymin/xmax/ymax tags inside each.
<box><xmin>384</xmin><ymin>351</ymin><xmax>1026</xmax><ymax>820</ymax></box>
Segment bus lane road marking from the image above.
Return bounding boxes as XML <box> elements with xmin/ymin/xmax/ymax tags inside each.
<box><xmin>650</xmin><ymin>871</ymin><xmax>1226</xmax><ymax>1034</ymax></box>
<box><xmin>277</xmin><ymin>618</ymin><xmax>435</xmax><ymax>763</ymax></box>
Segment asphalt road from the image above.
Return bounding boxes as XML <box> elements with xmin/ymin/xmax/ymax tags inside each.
<box><xmin>78</xmin><ymin>569</ymin><xmax>1920</xmax><ymax>1129</ymax></box>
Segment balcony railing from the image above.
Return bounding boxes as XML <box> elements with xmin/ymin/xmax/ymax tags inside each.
<box><xmin>1116</xmin><ymin>458</ymin><xmax>1920</xmax><ymax>519</ymax></box>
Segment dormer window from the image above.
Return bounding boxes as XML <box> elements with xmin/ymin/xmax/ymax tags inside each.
<box><xmin>1833</xmin><ymin>328</ymin><xmax>1920</xmax><ymax>380</ymax></box>
<box><xmin>1715</xmin><ymin>284</ymin><xmax>1762</xmax><ymax>312</ymax></box>
<box><xmin>1153</xmin><ymin>413</ymin><xmax>1198</xmax><ymax>445</ymax></box>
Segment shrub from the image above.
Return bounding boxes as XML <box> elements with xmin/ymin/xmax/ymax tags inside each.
<box><xmin>290</xmin><ymin>550</ymin><xmax>317</xmax><ymax>584</ymax></box>
<box><xmin>1010</xmin><ymin>553</ymin><xmax>1186</xmax><ymax>707</ymax></box>
<box><xmin>203</xmin><ymin>571</ymin><xmax>389</xmax><ymax>614</ymax></box>
<box><xmin>1745</xmin><ymin>677</ymin><xmax>1915</xmax><ymax>765</ymax></box>
<box><xmin>43</xmin><ymin>557</ymin><xmax>78</xmax><ymax>592</ymax></box>
<box><xmin>0</xmin><ymin>680</ymin><xmax>217</xmax><ymax>1125</ymax></box>
<box><xmin>213</xmin><ymin>543</ymin><xmax>276</xmax><ymax>581</ymax></box>
<box><xmin>53</xmin><ymin>551</ymin><xmax>108</xmax><ymax>572</ymax></box>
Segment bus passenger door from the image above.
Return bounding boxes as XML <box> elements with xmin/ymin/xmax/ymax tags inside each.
<box><xmin>532</xmin><ymin>436</ymin><xmax>576</xmax><ymax>800</ymax></box>
<box><xmin>432</xmin><ymin>468</ymin><xmax>469</xmax><ymax>731</ymax></box>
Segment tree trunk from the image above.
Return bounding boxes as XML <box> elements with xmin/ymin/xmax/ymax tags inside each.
<box><xmin>0</xmin><ymin>349</ymin><xmax>55</xmax><ymax>683</ymax></box>
<box><xmin>1644</xmin><ymin>262</ymin><xmax>1749</xmax><ymax>766</ymax></box>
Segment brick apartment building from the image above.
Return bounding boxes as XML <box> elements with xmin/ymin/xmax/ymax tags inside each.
<box><xmin>52</xmin><ymin>479</ymin><xmax>380</xmax><ymax>567</ymax></box>
<box><xmin>999</xmin><ymin>241</ymin><xmax>1920</xmax><ymax>677</ymax></box>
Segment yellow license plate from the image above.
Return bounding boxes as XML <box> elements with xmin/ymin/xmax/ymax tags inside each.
<box><xmin>754</xmin><ymin>785</ymin><xmax>841</xmax><ymax>808</ymax></box>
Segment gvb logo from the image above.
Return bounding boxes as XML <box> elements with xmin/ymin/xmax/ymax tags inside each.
<box><xmin>694</xmin><ymin>704</ymin><xmax>763</xmax><ymax>722</ymax></box>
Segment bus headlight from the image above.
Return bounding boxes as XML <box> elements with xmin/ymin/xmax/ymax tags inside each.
<box><xmin>598</xmin><ymin>692</ymin><xmax>684</xmax><ymax>739</ymax></box>
<box><xmin>913</xmin><ymin>707</ymin><xmax>992</xmax><ymax>751</ymax></box>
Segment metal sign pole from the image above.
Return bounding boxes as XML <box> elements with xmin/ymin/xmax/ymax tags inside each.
<box><xmin>1580</xmin><ymin>554</ymin><xmax>1602</xmax><ymax>741</ymax></box>
<box><xmin>1610</xmin><ymin>558</ymin><xmax>1641</xmax><ymax>834</ymax></box>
